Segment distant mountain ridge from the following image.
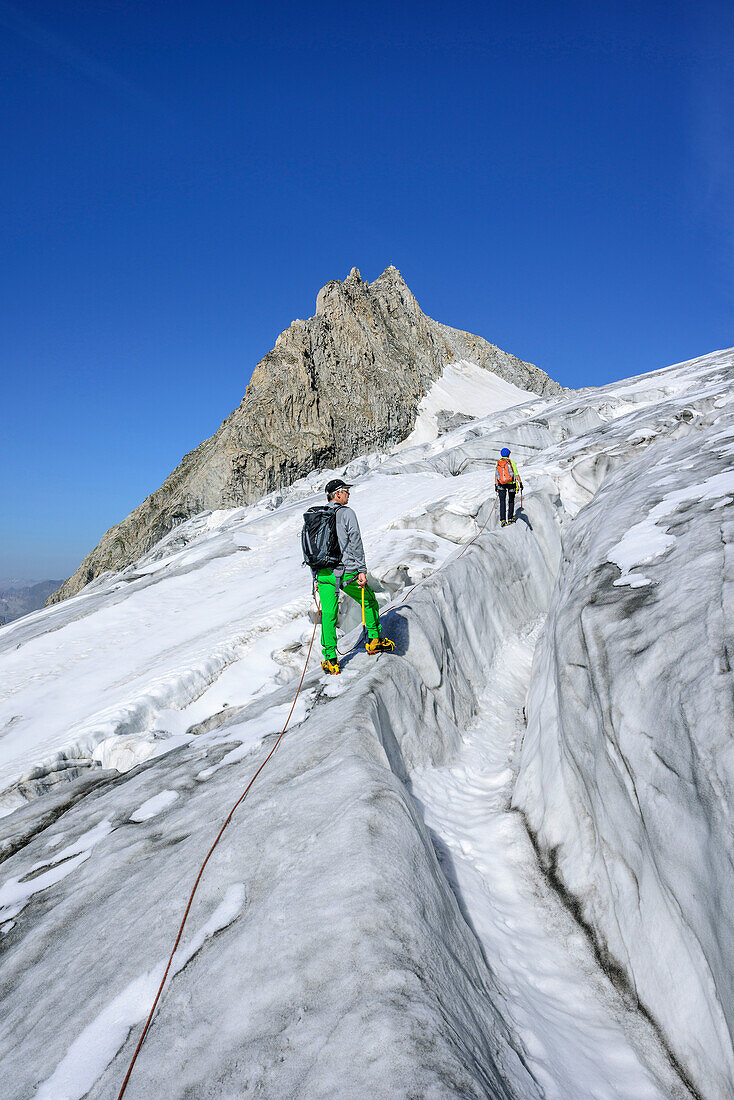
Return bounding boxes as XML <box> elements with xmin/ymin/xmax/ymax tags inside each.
<box><xmin>49</xmin><ymin>266</ymin><xmax>562</xmax><ymax>604</ymax></box>
<box><xmin>0</xmin><ymin>581</ymin><xmax>61</xmax><ymax>624</ymax></box>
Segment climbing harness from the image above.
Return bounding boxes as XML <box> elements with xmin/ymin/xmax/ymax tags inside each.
<box><xmin>116</xmin><ymin>615</ymin><xmax>319</xmax><ymax>1100</ymax></box>
<box><xmin>117</xmin><ymin>483</ymin><xmax>512</xmax><ymax>1095</ymax></box>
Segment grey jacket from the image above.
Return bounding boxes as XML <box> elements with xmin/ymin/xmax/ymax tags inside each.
<box><xmin>330</xmin><ymin>501</ymin><xmax>367</xmax><ymax>576</ymax></box>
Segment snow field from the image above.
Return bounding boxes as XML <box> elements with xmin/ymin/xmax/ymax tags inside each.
<box><xmin>514</xmin><ymin>402</ymin><xmax>734</xmax><ymax>1099</ymax></box>
<box><xmin>0</xmin><ymin>817</ymin><xmax>113</xmax><ymax>923</ymax></box>
<box><xmin>399</xmin><ymin>359</ymin><xmax>536</xmax><ymax>448</ymax></box>
<box><xmin>0</xmin><ymin>348</ymin><xmax>732</xmax><ymax>1097</ymax></box>
<box><xmin>411</xmin><ymin>621</ymin><xmax>688</xmax><ymax>1100</ymax></box>
<box><xmin>35</xmin><ymin>884</ymin><xmax>246</xmax><ymax>1100</ymax></box>
<box><xmin>0</xmin><ymin>470</ymin><xmax>456</xmax><ymax>812</ymax></box>
<box><xmin>130</xmin><ymin>789</ymin><xmax>179</xmax><ymax>822</ymax></box>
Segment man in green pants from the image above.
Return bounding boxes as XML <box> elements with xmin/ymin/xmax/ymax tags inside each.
<box><xmin>315</xmin><ymin>479</ymin><xmax>394</xmax><ymax>675</ymax></box>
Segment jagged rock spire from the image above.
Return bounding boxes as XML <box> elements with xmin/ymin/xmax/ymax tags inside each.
<box><xmin>49</xmin><ymin>268</ymin><xmax>561</xmax><ymax>603</ymax></box>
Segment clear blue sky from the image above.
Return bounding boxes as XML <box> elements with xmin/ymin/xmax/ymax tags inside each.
<box><xmin>3</xmin><ymin>0</ymin><xmax>732</xmax><ymax>580</ymax></box>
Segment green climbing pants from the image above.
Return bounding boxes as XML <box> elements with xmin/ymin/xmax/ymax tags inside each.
<box><xmin>316</xmin><ymin>570</ymin><xmax>381</xmax><ymax>659</ymax></box>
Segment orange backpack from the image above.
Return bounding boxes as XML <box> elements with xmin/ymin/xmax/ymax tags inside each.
<box><xmin>496</xmin><ymin>458</ymin><xmax>515</xmax><ymax>486</ymax></box>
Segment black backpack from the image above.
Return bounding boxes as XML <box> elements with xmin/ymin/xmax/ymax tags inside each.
<box><xmin>301</xmin><ymin>506</ymin><xmax>342</xmax><ymax>569</ymax></box>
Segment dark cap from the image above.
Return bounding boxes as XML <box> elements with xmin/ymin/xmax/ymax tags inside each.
<box><xmin>325</xmin><ymin>479</ymin><xmax>352</xmax><ymax>496</ymax></box>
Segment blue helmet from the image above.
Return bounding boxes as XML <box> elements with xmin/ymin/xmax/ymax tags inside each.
<box><xmin>500</xmin><ymin>447</ymin><xmax>510</xmax><ymax>457</ymax></box>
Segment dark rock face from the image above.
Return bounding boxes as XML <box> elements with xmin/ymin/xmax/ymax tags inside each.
<box><xmin>436</xmin><ymin>411</ymin><xmax>478</xmax><ymax>435</ymax></box>
<box><xmin>49</xmin><ymin>267</ymin><xmax>561</xmax><ymax>603</ymax></box>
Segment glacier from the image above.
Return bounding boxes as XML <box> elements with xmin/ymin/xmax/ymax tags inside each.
<box><xmin>0</xmin><ymin>348</ymin><xmax>732</xmax><ymax>1099</ymax></box>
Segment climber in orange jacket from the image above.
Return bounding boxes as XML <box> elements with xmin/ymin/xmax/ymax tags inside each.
<box><xmin>495</xmin><ymin>448</ymin><xmax>523</xmax><ymax>526</ymax></box>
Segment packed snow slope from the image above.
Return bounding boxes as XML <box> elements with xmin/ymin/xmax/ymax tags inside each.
<box><xmin>0</xmin><ymin>348</ymin><xmax>732</xmax><ymax>1099</ymax></box>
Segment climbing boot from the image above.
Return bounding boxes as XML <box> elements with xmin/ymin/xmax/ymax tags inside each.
<box><xmin>321</xmin><ymin>657</ymin><xmax>341</xmax><ymax>675</ymax></box>
<box><xmin>366</xmin><ymin>637</ymin><xmax>395</xmax><ymax>654</ymax></box>
<box><xmin>500</xmin><ymin>519</ymin><xmax>508</xmax><ymax>527</ymax></box>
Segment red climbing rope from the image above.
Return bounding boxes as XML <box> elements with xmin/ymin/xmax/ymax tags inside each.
<box><xmin>116</xmin><ymin>615</ymin><xmax>320</xmax><ymax>1099</ymax></box>
<box><xmin>456</xmin><ymin>496</ymin><xmax>498</xmax><ymax>560</ymax></box>
<box><xmin>118</xmin><ymin>487</ymin><xmax>506</xmax><ymax>1093</ymax></box>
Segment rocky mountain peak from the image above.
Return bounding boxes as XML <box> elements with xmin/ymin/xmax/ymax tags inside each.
<box><xmin>315</xmin><ymin>264</ymin><xmax>405</xmax><ymax>314</ymax></box>
<box><xmin>49</xmin><ymin>267</ymin><xmax>562</xmax><ymax>604</ymax></box>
